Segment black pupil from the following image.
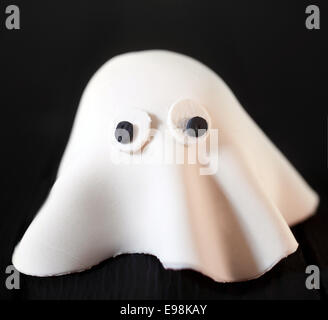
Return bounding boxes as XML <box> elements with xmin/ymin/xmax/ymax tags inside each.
<box><xmin>115</xmin><ymin>121</ymin><xmax>133</xmax><ymax>144</ymax></box>
<box><xmin>186</xmin><ymin>116</ymin><xmax>208</xmax><ymax>137</ymax></box>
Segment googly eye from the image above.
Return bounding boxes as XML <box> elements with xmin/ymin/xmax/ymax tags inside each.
<box><xmin>111</xmin><ymin>109</ymin><xmax>151</xmax><ymax>153</ymax></box>
<box><xmin>168</xmin><ymin>98</ymin><xmax>211</xmax><ymax>144</ymax></box>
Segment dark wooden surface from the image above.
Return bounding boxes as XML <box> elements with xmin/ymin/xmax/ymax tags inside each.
<box><xmin>0</xmin><ymin>0</ymin><xmax>327</xmax><ymax>300</ymax></box>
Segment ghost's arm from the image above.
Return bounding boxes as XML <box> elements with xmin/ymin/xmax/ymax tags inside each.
<box><xmin>12</xmin><ymin>162</ymin><xmax>121</xmax><ymax>276</ymax></box>
<box><xmin>243</xmin><ymin>135</ymin><xmax>319</xmax><ymax>226</ymax></box>
<box><xmin>210</xmin><ymin>82</ymin><xmax>319</xmax><ymax>227</ymax></box>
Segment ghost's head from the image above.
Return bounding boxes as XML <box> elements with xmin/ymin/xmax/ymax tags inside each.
<box><xmin>12</xmin><ymin>51</ymin><xmax>318</xmax><ymax>282</ymax></box>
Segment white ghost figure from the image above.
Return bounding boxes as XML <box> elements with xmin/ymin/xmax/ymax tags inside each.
<box><xmin>12</xmin><ymin>50</ymin><xmax>319</xmax><ymax>282</ymax></box>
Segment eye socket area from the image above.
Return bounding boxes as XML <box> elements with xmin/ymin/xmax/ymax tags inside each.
<box><xmin>111</xmin><ymin>109</ymin><xmax>151</xmax><ymax>153</ymax></box>
<box><xmin>168</xmin><ymin>98</ymin><xmax>211</xmax><ymax>144</ymax></box>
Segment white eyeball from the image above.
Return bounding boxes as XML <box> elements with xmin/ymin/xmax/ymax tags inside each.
<box><xmin>168</xmin><ymin>98</ymin><xmax>211</xmax><ymax>145</ymax></box>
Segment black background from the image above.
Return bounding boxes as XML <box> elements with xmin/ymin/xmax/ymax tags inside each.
<box><xmin>0</xmin><ymin>0</ymin><xmax>327</xmax><ymax>300</ymax></box>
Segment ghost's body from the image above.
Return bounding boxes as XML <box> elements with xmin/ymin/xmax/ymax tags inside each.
<box><xmin>12</xmin><ymin>51</ymin><xmax>318</xmax><ymax>282</ymax></box>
